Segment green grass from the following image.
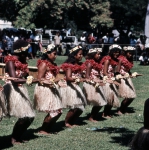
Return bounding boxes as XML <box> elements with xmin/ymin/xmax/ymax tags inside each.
<box><xmin>0</xmin><ymin>57</ymin><xmax>148</xmax><ymax>150</ymax></box>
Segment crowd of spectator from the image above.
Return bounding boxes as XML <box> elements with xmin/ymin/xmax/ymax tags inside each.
<box><xmin>0</xmin><ymin>28</ymin><xmax>149</xmax><ymax>65</ymax></box>
<box><xmin>0</xmin><ymin>28</ymin><xmax>43</xmax><ymax>62</ymax></box>
<box><xmin>79</xmin><ymin>31</ymin><xmax>149</xmax><ymax>65</ymax></box>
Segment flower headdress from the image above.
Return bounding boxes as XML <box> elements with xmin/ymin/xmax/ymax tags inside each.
<box><xmin>69</xmin><ymin>45</ymin><xmax>82</xmax><ymax>54</ymax></box>
<box><xmin>13</xmin><ymin>40</ymin><xmax>30</xmax><ymax>53</ymax></box>
<box><xmin>43</xmin><ymin>44</ymin><xmax>55</xmax><ymax>53</ymax></box>
<box><xmin>88</xmin><ymin>48</ymin><xmax>102</xmax><ymax>54</ymax></box>
<box><xmin>109</xmin><ymin>44</ymin><xmax>122</xmax><ymax>51</ymax></box>
<box><xmin>123</xmin><ymin>46</ymin><xmax>136</xmax><ymax>51</ymax></box>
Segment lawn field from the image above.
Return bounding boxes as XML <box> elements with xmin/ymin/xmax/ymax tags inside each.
<box><xmin>0</xmin><ymin>57</ymin><xmax>148</xmax><ymax>150</ymax></box>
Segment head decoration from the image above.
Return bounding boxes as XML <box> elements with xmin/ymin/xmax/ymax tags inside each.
<box><xmin>43</xmin><ymin>44</ymin><xmax>55</xmax><ymax>53</ymax></box>
<box><xmin>13</xmin><ymin>40</ymin><xmax>30</xmax><ymax>53</ymax></box>
<box><xmin>109</xmin><ymin>44</ymin><xmax>122</xmax><ymax>51</ymax></box>
<box><xmin>123</xmin><ymin>46</ymin><xmax>136</xmax><ymax>51</ymax></box>
<box><xmin>88</xmin><ymin>48</ymin><xmax>102</xmax><ymax>54</ymax></box>
<box><xmin>69</xmin><ymin>45</ymin><xmax>82</xmax><ymax>54</ymax></box>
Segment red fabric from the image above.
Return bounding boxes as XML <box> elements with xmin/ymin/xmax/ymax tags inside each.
<box><xmin>60</xmin><ymin>63</ymin><xmax>86</xmax><ymax>73</ymax></box>
<box><xmin>4</xmin><ymin>56</ymin><xmax>29</xmax><ymax>73</ymax></box>
<box><xmin>37</xmin><ymin>60</ymin><xmax>59</xmax><ymax>75</ymax></box>
<box><xmin>118</xmin><ymin>55</ymin><xmax>133</xmax><ymax>71</ymax></box>
<box><xmin>84</xmin><ymin>59</ymin><xmax>103</xmax><ymax>71</ymax></box>
<box><xmin>100</xmin><ymin>55</ymin><xmax>118</xmax><ymax>67</ymax></box>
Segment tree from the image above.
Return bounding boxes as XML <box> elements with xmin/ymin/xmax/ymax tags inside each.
<box><xmin>109</xmin><ymin>0</ymin><xmax>148</xmax><ymax>33</ymax></box>
<box><xmin>0</xmin><ymin>0</ymin><xmax>113</xmax><ymax>30</ymax></box>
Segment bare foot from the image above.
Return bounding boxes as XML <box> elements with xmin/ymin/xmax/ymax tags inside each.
<box><xmin>72</xmin><ymin>124</ymin><xmax>79</xmax><ymax>127</ymax></box>
<box><xmin>65</xmin><ymin>123</ymin><xmax>73</xmax><ymax>128</ymax></box>
<box><xmin>102</xmin><ymin>114</ymin><xmax>112</xmax><ymax>119</ymax></box>
<box><xmin>89</xmin><ymin>117</ymin><xmax>98</xmax><ymax>123</ymax></box>
<box><xmin>37</xmin><ymin>131</ymin><xmax>50</xmax><ymax>135</ymax></box>
<box><xmin>117</xmin><ymin>111</ymin><xmax>123</xmax><ymax>115</ymax></box>
<box><xmin>11</xmin><ymin>138</ymin><xmax>22</xmax><ymax>145</ymax></box>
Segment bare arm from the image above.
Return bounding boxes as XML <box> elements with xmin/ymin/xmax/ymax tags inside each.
<box><xmin>116</xmin><ymin>59</ymin><xmax>122</xmax><ymax>73</ymax></box>
<box><xmin>103</xmin><ymin>60</ymin><xmax>110</xmax><ymax>76</ymax></box>
<box><xmin>85</xmin><ymin>63</ymin><xmax>92</xmax><ymax>79</ymax></box>
<box><xmin>6</xmin><ymin>61</ymin><xmax>26</xmax><ymax>84</ymax></box>
<box><xmin>66</xmin><ymin>68</ymin><xmax>75</xmax><ymax>82</ymax></box>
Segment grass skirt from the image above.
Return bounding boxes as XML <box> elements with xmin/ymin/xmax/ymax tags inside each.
<box><xmin>34</xmin><ymin>84</ymin><xmax>62</xmax><ymax>113</ymax></box>
<box><xmin>83</xmin><ymin>82</ymin><xmax>107</xmax><ymax>106</ymax></box>
<box><xmin>0</xmin><ymin>90</ymin><xmax>7</xmax><ymax>120</ymax></box>
<box><xmin>59</xmin><ymin>83</ymin><xmax>87</xmax><ymax>111</ymax></box>
<box><xmin>3</xmin><ymin>83</ymin><xmax>35</xmax><ymax>118</ymax></box>
<box><xmin>130</xmin><ymin>127</ymin><xmax>149</xmax><ymax>150</ymax></box>
<box><xmin>118</xmin><ymin>78</ymin><xmax>136</xmax><ymax>99</ymax></box>
<box><xmin>102</xmin><ymin>83</ymin><xmax>120</xmax><ymax>108</ymax></box>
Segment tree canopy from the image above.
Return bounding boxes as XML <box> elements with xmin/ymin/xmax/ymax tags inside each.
<box><xmin>0</xmin><ymin>0</ymin><xmax>148</xmax><ymax>33</ymax></box>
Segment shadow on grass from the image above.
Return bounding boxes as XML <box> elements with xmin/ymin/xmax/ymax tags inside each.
<box><xmin>94</xmin><ymin>127</ymin><xmax>135</xmax><ymax>147</ymax></box>
<box><xmin>0</xmin><ymin>135</ymin><xmax>13</xmax><ymax>149</ymax></box>
<box><xmin>84</xmin><ymin>112</ymin><xmax>107</xmax><ymax>121</ymax></box>
<box><xmin>0</xmin><ymin>128</ymin><xmax>39</xmax><ymax>150</ymax></box>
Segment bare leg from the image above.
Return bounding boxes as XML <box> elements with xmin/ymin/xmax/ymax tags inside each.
<box><xmin>65</xmin><ymin>109</ymin><xmax>75</xmax><ymax>128</ymax></box>
<box><xmin>118</xmin><ymin>98</ymin><xmax>134</xmax><ymax>114</ymax></box>
<box><xmin>89</xmin><ymin>106</ymin><xmax>102</xmax><ymax>122</ymax></box>
<box><xmin>11</xmin><ymin>117</ymin><xmax>34</xmax><ymax>145</ymax></box>
<box><xmin>102</xmin><ymin>105</ymin><xmax>113</xmax><ymax>118</ymax></box>
<box><xmin>72</xmin><ymin>108</ymin><xmax>83</xmax><ymax>126</ymax></box>
<box><xmin>40</xmin><ymin>113</ymin><xmax>62</xmax><ymax>134</ymax></box>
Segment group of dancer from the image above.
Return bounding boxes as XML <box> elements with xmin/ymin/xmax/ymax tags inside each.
<box><xmin>0</xmin><ymin>39</ymin><xmax>141</xmax><ymax>147</ymax></box>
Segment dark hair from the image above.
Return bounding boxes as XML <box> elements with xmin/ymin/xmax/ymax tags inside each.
<box><xmin>109</xmin><ymin>47</ymin><xmax>121</xmax><ymax>56</ymax></box>
<box><xmin>85</xmin><ymin>52</ymin><xmax>97</xmax><ymax>60</ymax></box>
<box><xmin>124</xmin><ymin>50</ymin><xmax>134</xmax><ymax>62</ymax></box>
<box><xmin>64</xmin><ymin>49</ymin><xmax>82</xmax><ymax>64</ymax></box>
<box><xmin>41</xmin><ymin>47</ymin><xmax>57</xmax><ymax>60</ymax></box>
<box><xmin>13</xmin><ymin>40</ymin><xmax>28</xmax><ymax>51</ymax></box>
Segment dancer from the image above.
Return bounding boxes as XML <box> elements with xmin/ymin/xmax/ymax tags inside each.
<box><xmin>34</xmin><ymin>44</ymin><xmax>62</xmax><ymax>135</ymax></box>
<box><xmin>60</xmin><ymin>45</ymin><xmax>87</xmax><ymax>127</ymax></box>
<box><xmin>83</xmin><ymin>48</ymin><xmax>107</xmax><ymax>122</ymax></box>
<box><xmin>130</xmin><ymin>98</ymin><xmax>149</xmax><ymax>150</ymax></box>
<box><xmin>116</xmin><ymin>46</ymin><xmax>136</xmax><ymax>114</ymax></box>
<box><xmin>3</xmin><ymin>40</ymin><xmax>35</xmax><ymax>144</ymax></box>
<box><xmin>100</xmin><ymin>44</ymin><xmax>121</xmax><ymax>118</ymax></box>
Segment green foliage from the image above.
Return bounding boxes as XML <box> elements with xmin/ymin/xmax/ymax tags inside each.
<box><xmin>0</xmin><ymin>0</ymin><xmax>148</xmax><ymax>32</ymax></box>
<box><xmin>0</xmin><ymin>0</ymin><xmax>113</xmax><ymax>30</ymax></box>
<box><xmin>109</xmin><ymin>0</ymin><xmax>148</xmax><ymax>32</ymax></box>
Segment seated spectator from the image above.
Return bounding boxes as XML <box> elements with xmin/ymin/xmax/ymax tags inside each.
<box><xmin>139</xmin><ymin>52</ymin><xmax>148</xmax><ymax>65</ymax></box>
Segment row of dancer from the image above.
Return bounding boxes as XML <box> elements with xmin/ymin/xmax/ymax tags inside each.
<box><xmin>0</xmin><ymin>40</ymin><xmax>139</xmax><ymax>145</ymax></box>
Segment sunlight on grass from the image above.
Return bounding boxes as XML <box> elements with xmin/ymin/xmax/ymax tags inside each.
<box><xmin>0</xmin><ymin>58</ymin><xmax>148</xmax><ymax>150</ymax></box>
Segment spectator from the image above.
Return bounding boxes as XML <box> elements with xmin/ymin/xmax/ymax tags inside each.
<box><xmin>139</xmin><ymin>52</ymin><xmax>148</xmax><ymax>65</ymax></box>
<box><xmin>130</xmin><ymin>34</ymin><xmax>137</xmax><ymax>47</ymax></box>
<box><xmin>87</xmin><ymin>33</ymin><xmax>96</xmax><ymax>49</ymax></box>
<box><xmin>54</xmin><ymin>31</ymin><xmax>62</xmax><ymax>55</ymax></box>
<box><xmin>102</xmin><ymin>33</ymin><xmax>109</xmax><ymax>44</ymax></box>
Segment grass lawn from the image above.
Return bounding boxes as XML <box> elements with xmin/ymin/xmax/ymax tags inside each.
<box><xmin>0</xmin><ymin>57</ymin><xmax>148</xmax><ymax>150</ymax></box>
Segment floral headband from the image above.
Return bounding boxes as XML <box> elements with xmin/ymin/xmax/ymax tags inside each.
<box><xmin>88</xmin><ymin>48</ymin><xmax>102</xmax><ymax>54</ymax></box>
<box><xmin>14</xmin><ymin>44</ymin><xmax>30</xmax><ymax>53</ymax></box>
<box><xmin>123</xmin><ymin>46</ymin><xmax>136</xmax><ymax>51</ymax></box>
<box><xmin>43</xmin><ymin>44</ymin><xmax>55</xmax><ymax>53</ymax></box>
<box><xmin>109</xmin><ymin>44</ymin><xmax>122</xmax><ymax>51</ymax></box>
<box><xmin>69</xmin><ymin>46</ymin><xmax>82</xmax><ymax>54</ymax></box>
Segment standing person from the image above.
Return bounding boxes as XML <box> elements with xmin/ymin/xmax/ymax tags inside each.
<box><xmin>33</xmin><ymin>31</ymin><xmax>40</xmax><ymax>57</ymax></box>
<box><xmin>34</xmin><ymin>44</ymin><xmax>62</xmax><ymax>135</ymax></box>
<box><xmin>83</xmin><ymin>48</ymin><xmax>107</xmax><ymax>122</ymax></box>
<box><xmin>60</xmin><ymin>46</ymin><xmax>87</xmax><ymax>128</ymax></box>
<box><xmin>116</xmin><ymin>46</ymin><xmax>136</xmax><ymax>114</ymax></box>
<box><xmin>54</xmin><ymin>31</ymin><xmax>62</xmax><ymax>55</ymax></box>
<box><xmin>100</xmin><ymin>44</ymin><xmax>121</xmax><ymax>118</ymax></box>
<box><xmin>3</xmin><ymin>40</ymin><xmax>35</xmax><ymax>144</ymax></box>
<box><xmin>87</xmin><ymin>33</ymin><xmax>96</xmax><ymax>49</ymax></box>
<box><xmin>130</xmin><ymin>98</ymin><xmax>149</xmax><ymax>150</ymax></box>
